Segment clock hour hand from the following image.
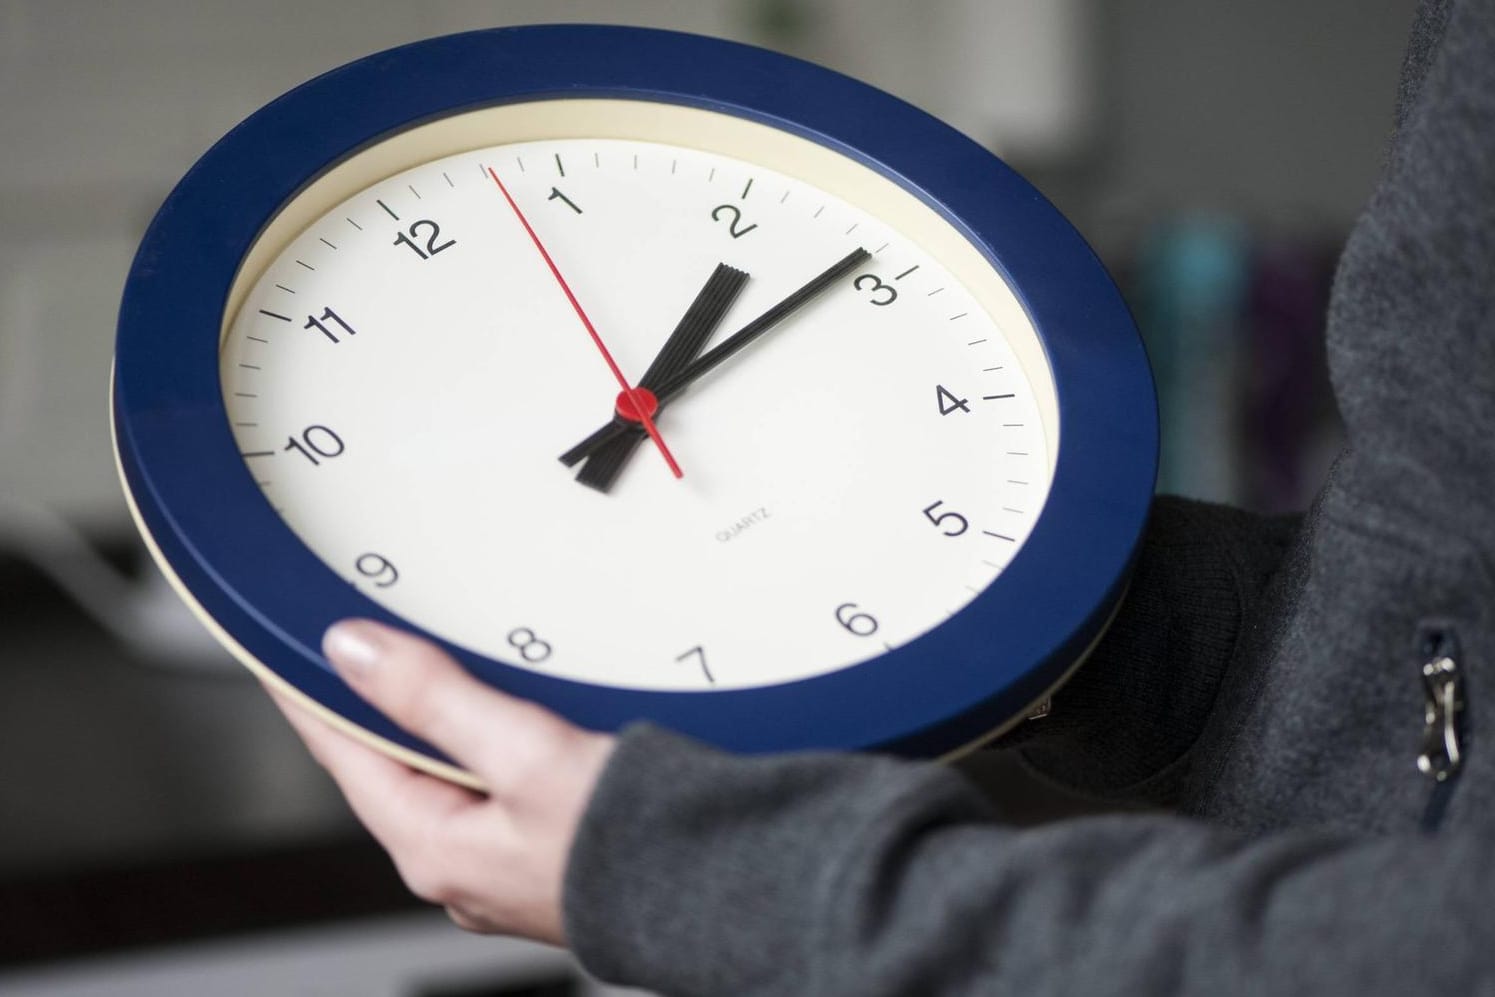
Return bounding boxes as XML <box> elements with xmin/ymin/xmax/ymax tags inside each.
<box><xmin>559</xmin><ymin>262</ymin><xmax>747</xmax><ymax>472</ymax></box>
<box><xmin>572</xmin><ymin>264</ymin><xmax>750</xmax><ymax>491</ymax></box>
<box><xmin>561</xmin><ymin>247</ymin><xmax>870</xmax><ymax>471</ymax></box>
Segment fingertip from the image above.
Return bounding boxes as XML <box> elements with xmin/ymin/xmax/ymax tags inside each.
<box><xmin>323</xmin><ymin>618</ymin><xmax>387</xmax><ymax>682</ymax></box>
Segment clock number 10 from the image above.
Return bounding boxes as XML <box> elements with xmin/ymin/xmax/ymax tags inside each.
<box><xmin>284</xmin><ymin>424</ymin><xmax>345</xmax><ymax>466</ymax></box>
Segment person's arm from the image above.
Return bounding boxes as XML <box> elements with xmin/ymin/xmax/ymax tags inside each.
<box><xmin>567</xmin><ymin>722</ymin><xmax>1490</xmax><ymax>997</ymax></box>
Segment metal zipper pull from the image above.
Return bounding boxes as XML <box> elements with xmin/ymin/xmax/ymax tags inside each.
<box><xmin>1417</xmin><ymin>630</ymin><xmax>1464</xmax><ymax>783</ymax></box>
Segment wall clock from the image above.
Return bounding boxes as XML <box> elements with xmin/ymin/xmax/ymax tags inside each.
<box><xmin>113</xmin><ymin>25</ymin><xmax>1156</xmax><ymax>787</ymax></box>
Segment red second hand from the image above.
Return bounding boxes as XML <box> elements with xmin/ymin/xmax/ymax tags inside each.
<box><xmin>487</xmin><ymin>167</ymin><xmax>683</xmax><ymax>479</ymax></box>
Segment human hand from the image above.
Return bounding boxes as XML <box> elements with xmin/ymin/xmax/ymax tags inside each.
<box><xmin>269</xmin><ymin>619</ymin><xmax>615</xmax><ymax>945</ymax></box>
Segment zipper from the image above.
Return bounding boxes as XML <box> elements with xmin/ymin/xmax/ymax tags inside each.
<box><xmin>1417</xmin><ymin>621</ymin><xmax>1465</xmax><ymax>831</ymax></box>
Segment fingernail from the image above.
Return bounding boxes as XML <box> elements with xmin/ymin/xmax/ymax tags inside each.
<box><xmin>324</xmin><ymin>620</ymin><xmax>383</xmax><ymax>679</ymax></box>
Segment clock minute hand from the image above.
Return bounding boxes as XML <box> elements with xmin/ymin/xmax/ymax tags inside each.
<box><xmin>560</xmin><ymin>247</ymin><xmax>871</xmax><ymax>466</ymax></box>
<box><xmin>572</xmin><ymin>264</ymin><xmax>750</xmax><ymax>491</ymax></box>
<box><xmin>559</xmin><ymin>262</ymin><xmax>747</xmax><ymax>471</ymax></box>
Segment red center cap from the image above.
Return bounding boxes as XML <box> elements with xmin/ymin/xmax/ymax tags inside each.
<box><xmin>614</xmin><ymin>387</ymin><xmax>660</xmax><ymax>423</ymax></box>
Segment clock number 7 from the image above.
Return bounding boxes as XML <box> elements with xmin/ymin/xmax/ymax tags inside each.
<box><xmin>676</xmin><ymin>645</ymin><xmax>716</xmax><ymax>684</ymax></box>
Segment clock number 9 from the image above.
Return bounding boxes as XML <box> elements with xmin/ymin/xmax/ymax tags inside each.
<box><xmin>354</xmin><ymin>552</ymin><xmax>399</xmax><ymax>588</ymax></box>
<box><xmin>506</xmin><ymin>627</ymin><xmax>553</xmax><ymax>663</ymax></box>
<box><xmin>922</xmin><ymin>500</ymin><xmax>969</xmax><ymax>537</ymax></box>
<box><xmin>835</xmin><ymin>602</ymin><xmax>880</xmax><ymax>637</ymax></box>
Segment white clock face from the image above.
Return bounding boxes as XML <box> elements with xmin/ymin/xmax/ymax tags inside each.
<box><xmin>219</xmin><ymin>103</ymin><xmax>1057</xmax><ymax>691</ymax></box>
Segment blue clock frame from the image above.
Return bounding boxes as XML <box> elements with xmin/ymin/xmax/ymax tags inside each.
<box><xmin>113</xmin><ymin>24</ymin><xmax>1156</xmax><ymax>768</ymax></box>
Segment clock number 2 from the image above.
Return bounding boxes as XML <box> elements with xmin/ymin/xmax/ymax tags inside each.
<box><xmin>506</xmin><ymin>627</ymin><xmax>553</xmax><ymax>663</ymax></box>
<box><xmin>710</xmin><ymin>203</ymin><xmax>758</xmax><ymax>238</ymax></box>
<box><xmin>835</xmin><ymin>602</ymin><xmax>880</xmax><ymax>637</ymax></box>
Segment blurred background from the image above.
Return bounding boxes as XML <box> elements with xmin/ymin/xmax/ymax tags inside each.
<box><xmin>0</xmin><ymin>0</ymin><xmax>1415</xmax><ymax>993</ymax></box>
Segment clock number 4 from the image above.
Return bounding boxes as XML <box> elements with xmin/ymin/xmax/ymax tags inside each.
<box><xmin>922</xmin><ymin>500</ymin><xmax>969</xmax><ymax>537</ymax></box>
<box><xmin>936</xmin><ymin>384</ymin><xmax>971</xmax><ymax>415</ymax></box>
<box><xmin>393</xmin><ymin>219</ymin><xmax>457</xmax><ymax>261</ymax></box>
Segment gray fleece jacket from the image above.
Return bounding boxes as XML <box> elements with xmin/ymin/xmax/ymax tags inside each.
<box><xmin>563</xmin><ymin>1</ymin><xmax>1495</xmax><ymax>992</ymax></box>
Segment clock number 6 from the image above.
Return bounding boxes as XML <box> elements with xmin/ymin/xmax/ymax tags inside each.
<box><xmin>922</xmin><ymin>500</ymin><xmax>969</xmax><ymax>537</ymax></box>
<box><xmin>506</xmin><ymin>627</ymin><xmax>553</xmax><ymax>663</ymax></box>
<box><xmin>835</xmin><ymin>603</ymin><xmax>880</xmax><ymax>637</ymax></box>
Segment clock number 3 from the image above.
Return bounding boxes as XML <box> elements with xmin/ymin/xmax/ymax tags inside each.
<box><xmin>853</xmin><ymin>272</ymin><xmax>899</xmax><ymax>306</ymax></box>
<box><xmin>506</xmin><ymin>627</ymin><xmax>553</xmax><ymax>663</ymax></box>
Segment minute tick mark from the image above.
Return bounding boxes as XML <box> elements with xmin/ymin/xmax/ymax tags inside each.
<box><xmin>258</xmin><ymin>309</ymin><xmax>292</xmax><ymax>322</ymax></box>
<box><xmin>319</xmin><ymin>237</ymin><xmax>337</xmax><ymax>250</ymax></box>
<box><xmin>376</xmin><ymin>199</ymin><xmax>398</xmax><ymax>220</ymax></box>
<box><xmin>895</xmin><ymin>265</ymin><xmax>919</xmax><ymax>280</ymax></box>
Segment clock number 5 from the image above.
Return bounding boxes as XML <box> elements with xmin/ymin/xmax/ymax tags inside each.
<box><xmin>922</xmin><ymin>500</ymin><xmax>969</xmax><ymax>536</ymax></box>
<box><xmin>835</xmin><ymin>602</ymin><xmax>880</xmax><ymax>637</ymax></box>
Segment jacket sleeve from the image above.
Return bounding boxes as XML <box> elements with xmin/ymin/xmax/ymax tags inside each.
<box><xmin>992</xmin><ymin>496</ymin><xmax>1301</xmax><ymax>805</ymax></box>
<box><xmin>565</xmin><ymin>724</ymin><xmax>1489</xmax><ymax>997</ymax></box>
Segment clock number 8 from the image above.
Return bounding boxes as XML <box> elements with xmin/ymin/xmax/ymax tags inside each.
<box><xmin>506</xmin><ymin>627</ymin><xmax>553</xmax><ymax>663</ymax></box>
<box><xmin>835</xmin><ymin>602</ymin><xmax>880</xmax><ymax>637</ymax></box>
